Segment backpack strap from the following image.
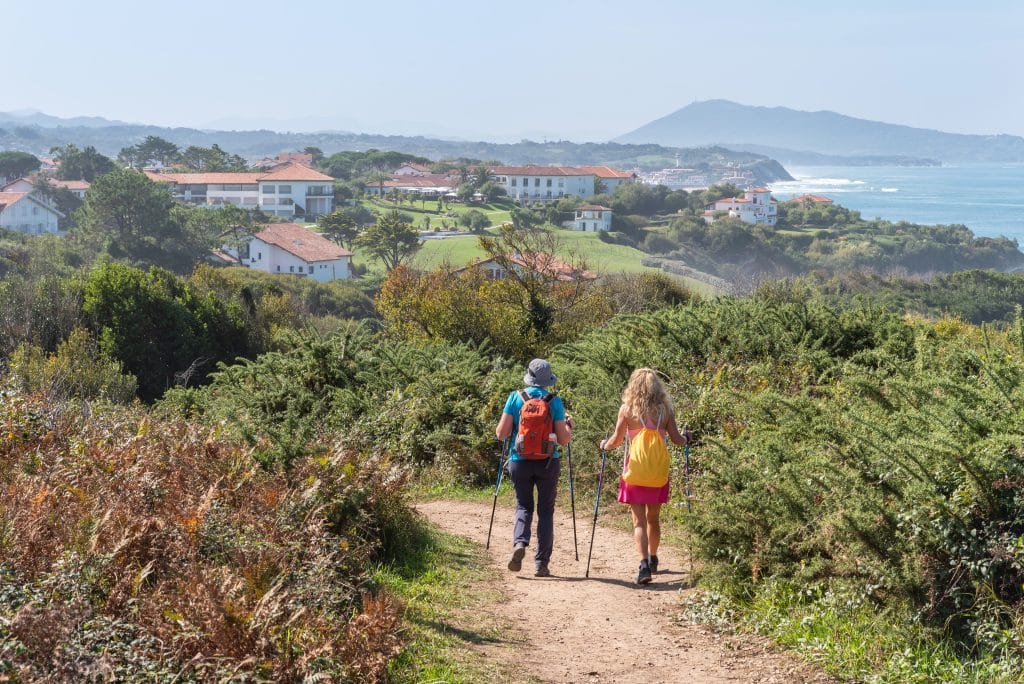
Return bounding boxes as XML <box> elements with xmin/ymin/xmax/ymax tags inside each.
<box><xmin>518</xmin><ymin>389</ymin><xmax>531</xmax><ymax>403</ymax></box>
<box><xmin>543</xmin><ymin>391</ymin><xmax>557</xmax><ymax>403</ymax></box>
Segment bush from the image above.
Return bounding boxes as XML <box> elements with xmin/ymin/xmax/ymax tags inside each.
<box><xmin>458</xmin><ymin>209</ymin><xmax>492</xmax><ymax>232</ymax></box>
<box><xmin>0</xmin><ymin>392</ymin><xmax>411</xmax><ymax>681</ymax></box>
<box><xmin>9</xmin><ymin>327</ymin><xmax>137</xmax><ymax>402</ymax></box>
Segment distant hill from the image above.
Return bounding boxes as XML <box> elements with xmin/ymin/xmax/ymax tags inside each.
<box><xmin>0</xmin><ymin>109</ymin><xmax>133</xmax><ymax>129</ymax></box>
<box><xmin>615</xmin><ymin>100</ymin><xmax>1024</xmax><ymax>164</ymax></box>
<box><xmin>0</xmin><ymin>111</ymin><xmax>792</xmax><ymax>182</ymax></box>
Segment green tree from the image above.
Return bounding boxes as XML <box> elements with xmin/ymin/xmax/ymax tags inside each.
<box><xmin>459</xmin><ymin>209</ymin><xmax>492</xmax><ymax>232</ymax></box>
<box><xmin>178</xmin><ymin>144</ymin><xmax>247</xmax><ymax>172</ymax></box>
<box><xmin>319</xmin><ymin>209</ymin><xmax>361</xmax><ymax>250</ymax></box>
<box><xmin>82</xmin><ymin>262</ymin><xmax>248</xmax><ymax>401</ymax></box>
<box><xmin>50</xmin><ymin>144</ymin><xmax>115</xmax><ymax>182</ymax></box>
<box><xmin>72</xmin><ymin>168</ymin><xmax>200</xmax><ymax>272</ymax></box>
<box><xmin>356</xmin><ymin>209</ymin><xmax>421</xmax><ymax>271</ymax></box>
<box><xmin>0</xmin><ymin>151</ymin><xmax>40</xmax><ymax>180</ymax></box>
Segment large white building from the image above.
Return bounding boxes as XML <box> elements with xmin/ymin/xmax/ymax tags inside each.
<box><xmin>703</xmin><ymin>188</ymin><xmax>777</xmax><ymax>225</ymax></box>
<box><xmin>489</xmin><ymin>165</ymin><xmax>634</xmax><ymax>202</ymax></box>
<box><xmin>0</xmin><ymin>191</ymin><xmax>64</xmax><ymax>234</ymax></box>
<box><xmin>241</xmin><ymin>222</ymin><xmax>353</xmax><ymax>281</ymax></box>
<box><xmin>145</xmin><ymin>162</ymin><xmax>335</xmax><ymax>220</ymax></box>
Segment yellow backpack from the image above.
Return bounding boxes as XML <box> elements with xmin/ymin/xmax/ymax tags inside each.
<box><xmin>623</xmin><ymin>422</ymin><xmax>670</xmax><ymax>488</ymax></box>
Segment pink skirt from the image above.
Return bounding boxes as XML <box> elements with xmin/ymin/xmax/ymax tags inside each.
<box><xmin>618</xmin><ymin>478</ymin><xmax>670</xmax><ymax>505</ymax></box>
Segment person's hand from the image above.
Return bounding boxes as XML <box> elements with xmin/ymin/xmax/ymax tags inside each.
<box><xmin>682</xmin><ymin>428</ymin><xmax>695</xmax><ymax>445</ymax></box>
<box><xmin>565</xmin><ymin>414</ymin><xmax>575</xmax><ymax>430</ymax></box>
<box><xmin>599</xmin><ymin>438</ymin><xmax>609</xmax><ymax>451</ymax></box>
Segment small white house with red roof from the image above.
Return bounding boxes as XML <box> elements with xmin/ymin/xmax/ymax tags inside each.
<box><xmin>574</xmin><ymin>204</ymin><xmax>613</xmax><ymax>232</ymax></box>
<box><xmin>0</xmin><ymin>191</ymin><xmax>64</xmax><ymax>234</ymax></box>
<box><xmin>703</xmin><ymin>187</ymin><xmax>777</xmax><ymax>225</ymax></box>
<box><xmin>244</xmin><ymin>222</ymin><xmax>353</xmax><ymax>281</ymax></box>
<box><xmin>454</xmin><ymin>252</ymin><xmax>597</xmax><ymax>282</ymax></box>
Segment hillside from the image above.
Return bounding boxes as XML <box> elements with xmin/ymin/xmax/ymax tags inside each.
<box><xmin>615</xmin><ymin>99</ymin><xmax>1024</xmax><ymax>163</ymax></box>
<box><xmin>0</xmin><ymin>110</ymin><xmax>790</xmax><ymax>181</ymax></box>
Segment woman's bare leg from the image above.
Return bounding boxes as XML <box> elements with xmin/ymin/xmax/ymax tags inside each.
<box><xmin>629</xmin><ymin>504</ymin><xmax>649</xmax><ymax>560</ymax></box>
<box><xmin>646</xmin><ymin>503</ymin><xmax>662</xmax><ymax>557</ymax></box>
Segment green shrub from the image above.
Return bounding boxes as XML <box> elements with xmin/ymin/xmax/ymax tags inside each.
<box><xmin>9</xmin><ymin>327</ymin><xmax>137</xmax><ymax>402</ymax></box>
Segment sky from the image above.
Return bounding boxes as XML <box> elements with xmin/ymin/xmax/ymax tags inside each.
<box><xmin>4</xmin><ymin>0</ymin><xmax>1023</xmax><ymax>142</ymax></box>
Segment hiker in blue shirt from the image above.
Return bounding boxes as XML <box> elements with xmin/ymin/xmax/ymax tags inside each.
<box><xmin>495</xmin><ymin>358</ymin><xmax>573</xmax><ymax>577</ymax></box>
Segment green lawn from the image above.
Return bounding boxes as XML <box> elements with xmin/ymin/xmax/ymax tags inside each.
<box><xmin>410</xmin><ymin>228</ymin><xmax>661</xmax><ymax>274</ymax></box>
<box><xmin>357</xmin><ymin>198</ymin><xmax>514</xmax><ymax>230</ymax></box>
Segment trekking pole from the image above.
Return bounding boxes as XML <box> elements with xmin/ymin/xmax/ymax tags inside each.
<box><xmin>683</xmin><ymin>425</ymin><xmax>692</xmax><ymax>514</ymax></box>
<box><xmin>585</xmin><ymin>436</ymin><xmax>610</xmax><ymax>578</ymax></box>
<box><xmin>485</xmin><ymin>438</ymin><xmax>509</xmax><ymax>550</ymax></box>
<box><xmin>567</xmin><ymin>443</ymin><xmax>578</xmax><ymax>560</ymax></box>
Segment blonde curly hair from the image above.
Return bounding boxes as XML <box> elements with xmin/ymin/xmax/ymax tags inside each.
<box><xmin>622</xmin><ymin>368</ymin><xmax>673</xmax><ymax>427</ymax></box>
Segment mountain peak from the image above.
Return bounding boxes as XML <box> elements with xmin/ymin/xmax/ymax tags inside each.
<box><xmin>613</xmin><ymin>101</ymin><xmax>1024</xmax><ymax>163</ymax></box>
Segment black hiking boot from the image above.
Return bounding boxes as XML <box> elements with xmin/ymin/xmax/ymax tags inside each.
<box><xmin>534</xmin><ymin>563</ymin><xmax>551</xmax><ymax>578</ymax></box>
<box><xmin>508</xmin><ymin>543</ymin><xmax>526</xmax><ymax>572</ymax></box>
<box><xmin>650</xmin><ymin>554</ymin><xmax>659</xmax><ymax>573</ymax></box>
<box><xmin>636</xmin><ymin>559</ymin><xmax>653</xmax><ymax>585</ymax></box>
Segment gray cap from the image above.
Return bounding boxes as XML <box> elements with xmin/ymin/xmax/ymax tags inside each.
<box><xmin>523</xmin><ymin>358</ymin><xmax>556</xmax><ymax>387</ymax></box>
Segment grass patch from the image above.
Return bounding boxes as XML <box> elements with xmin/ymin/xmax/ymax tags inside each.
<box><xmin>679</xmin><ymin>582</ymin><xmax>1022</xmax><ymax>683</ymax></box>
<box><xmin>376</xmin><ymin>514</ymin><xmax>510</xmax><ymax>683</ymax></box>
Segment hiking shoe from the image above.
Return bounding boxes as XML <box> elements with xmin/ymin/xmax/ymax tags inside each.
<box><xmin>636</xmin><ymin>560</ymin><xmax>653</xmax><ymax>585</ymax></box>
<box><xmin>508</xmin><ymin>544</ymin><xmax>526</xmax><ymax>572</ymax></box>
<box><xmin>534</xmin><ymin>563</ymin><xmax>551</xmax><ymax>578</ymax></box>
<box><xmin>650</xmin><ymin>555</ymin><xmax>659</xmax><ymax>573</ymax></box>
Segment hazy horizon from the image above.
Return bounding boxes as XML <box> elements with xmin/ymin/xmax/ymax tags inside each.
<box><xmin>5</xmin><ymin>0</ymin><xmax>1023</xmax><ymax>142</ymax></box>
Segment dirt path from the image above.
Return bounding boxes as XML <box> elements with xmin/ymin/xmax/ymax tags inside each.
<box><xmin>418</xmin><ymin>500</ymin><xmax>831</xmax><ymax>684</ymax></box>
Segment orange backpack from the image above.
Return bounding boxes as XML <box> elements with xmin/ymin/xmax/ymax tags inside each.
<box><xmin>515</xmin><ymin>390</ymin><xmax>556</xmax><ymax>459</ymax></box>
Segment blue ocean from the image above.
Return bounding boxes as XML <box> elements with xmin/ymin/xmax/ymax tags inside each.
<box><xmin>768</xmin><ymin>165</ymin><xmax>1024</xmax><ymax>245</ymax></box>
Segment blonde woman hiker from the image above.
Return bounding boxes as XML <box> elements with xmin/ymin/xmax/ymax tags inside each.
<box><xmin>600</xmin><ymin>368</ymin><xmax>691</xmax><ymax>585</ymax></box>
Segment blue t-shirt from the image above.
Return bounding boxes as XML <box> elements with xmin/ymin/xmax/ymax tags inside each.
<box><xmin>503</xmin><ymin>387</ymin><xmax>566</xmax><ymax>460</ymax></box>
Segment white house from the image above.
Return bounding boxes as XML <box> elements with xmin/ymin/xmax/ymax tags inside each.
<box><xmin>50</xmin><ymin>179</ymin><xmax>91</xmax><ymax>199</ymax></box>
<box><xmin>0</xmin><ymin>191</ymin><xmax>64</xmax><ymax>234</ymax></box>
<box><xmin>454</xmin><ymin>252</ymin><xmax>596</xmax><ymax>282</ymax></box>
<box><xmin>145</xmin><ymin>162</ymin><xmax>335</xmax><ymax>220</ymax></box>
<box><xmin>488</xmin><ymin>165</ymin><xmax>634</xmax><ymax>202</ymax></box>
<box><xmin>2</xmin><ymin>177</ymin><xmax>90</xmax><ymax>199</ymax></box>
<box><xmin>393</xmin><ymin>162</ymin><xmax>433</xmax><ymax>176</ymax></box>
<box><xmin>243</xmin><ymin>222</ymin><xmax>353</xmax><ymax>281</ymax></box>
<box><xmin>574</xmin><ymin>204</ymin><xmax>613</xmax><ymax>232</ymax></box>
<box><xmin>703</xmin><ymin>188</ymin><xmax>777</xmax><ymax>225</ymax></box>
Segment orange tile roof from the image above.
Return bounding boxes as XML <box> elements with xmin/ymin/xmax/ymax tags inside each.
<box><xmin>144</xmin><ymin>162</ymin><xmax>332</xmax><ymax>185</ymax></box>
<box><xmin>489</xmin><ymin>166</ymin><xmax>595</xmax><ymax>176</ymax></box>
<box><xmin>0</xmin><ymin>191</ymin><xmax>30</xmax><ymax>206</ymax></box>
<box><xmin>788</xmin><ymin>194</ymin><xmax>834</xmax><ymax>204</ymax></box>
<box><xmin>749</xmin><ymin>187</ymin><xmax>770</xmax><ymax>192</ymax></box>
<box><xmin>49</xmin><ymin>179</ymin><xmax>90</xmax><ymax>191</ymax></box>
<box><xmin>253</xmin><ymin>223</ymin><xmax>352</xmax><ymax>262</ymax></box>
<box><xmin>577</xmin><ymin>166</ymin><xmax>635</xmax><ymax>179</ymax></box>
<box><xmin>259</xmin><ymin>162</ymin><xmax>333</xmax><ymax>182</ymax></box>
<box><xmin>145</xmin><ymin>170</ymin><xmax>260</xmax><ymax>184</ymax></box>
<box><xmin>578</xmin><ymin>204</ymin><xmax>611</xmax><ymax>211</ymax></box>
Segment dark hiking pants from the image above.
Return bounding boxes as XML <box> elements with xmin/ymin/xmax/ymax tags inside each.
<box><xmin>509</xmin><ymin>457</ymin><xmax>561</xmax><ymax>566</ymax></box>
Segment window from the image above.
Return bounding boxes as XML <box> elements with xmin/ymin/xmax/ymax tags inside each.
<box><xmin>263</xmin><ymin>185</ymin><xmax>276</xmax><ymax>194</ymax></box>
<box><xmin>290</xmin><ymin>266</ymin><xmax>294</xmax><ymax>272</ymax></box>
<box><xmin>279</xmin><ymin>198</ymin><xmax>293</xmax><ymax>205</ymax></box>
<box><xmin>276</xmin><ymin>265</ymin><xmax>280</xmax><ymax>271</ymax></box>
<box><xmin>534</xmin><ymin>178</ymin><xmax>540</xmax><ymax>187</ymax></box>
<box><xmin>258</xmin><ymin>252</ymin><xmax>262</xmax><ymax>260</ymax></box>
<box><xmin>32</xmin><ymin>206</ymin><xmax>38</xmax><ymax>215</ymax></box>
<box><xmin>546</xmin><ymin>179</ymin><xmax>552</xmax><ymax>187</ymax></box>
<box><xmin>511</xmin><ymin>178</ymin><xmax>517</xmax><ymax>186</ymax></box>
<box><xmin>278</xmin><ymin>185</ymin><xmax>291</xmax><ymax>194</ymax></box>
<box><xmin>558</xmin><ymin>179</ymin><xmax>564</xmax><ymax>187</ymax></box>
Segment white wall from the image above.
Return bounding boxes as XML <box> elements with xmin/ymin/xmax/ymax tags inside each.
<box><xmin>246</xmin><ymin>237</ymin><xmax>352</xmax><ymax>280</ymax></box>
<box><xmin>0</xmin><ymin>198</ymin><xmax>61</xmax><ymax>234</ymax></box>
